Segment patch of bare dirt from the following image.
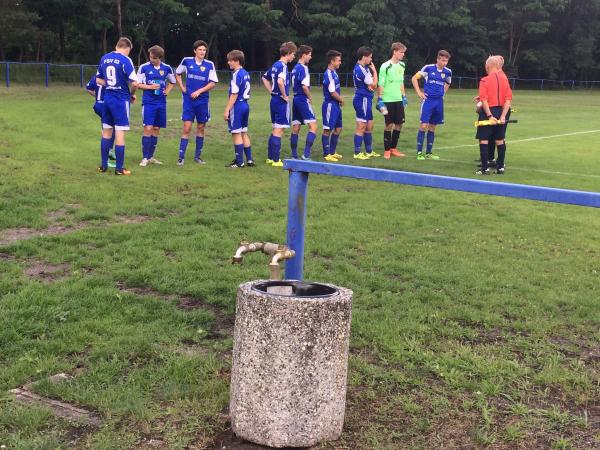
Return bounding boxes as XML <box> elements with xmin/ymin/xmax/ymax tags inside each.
<box><xmin>24</xmin><ymin>261</ymin><xmax>70</xmax><ymax>282</ymax></box>
<box><xmin>210</xmin><ymin>427</ymin><xmax>311</xmax><ymax>450</ymax></box>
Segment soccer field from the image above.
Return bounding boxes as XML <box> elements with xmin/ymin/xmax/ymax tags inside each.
<box><xmin>0</xmin><ymin>86</ymin><xmax>599</xmax><ymax>449</ymax></box>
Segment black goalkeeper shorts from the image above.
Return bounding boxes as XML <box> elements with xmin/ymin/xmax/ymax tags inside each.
<box><xmin>384</xmin><ymin>101</ymin><xmax>405</xmax><ymax>125</ymax></box>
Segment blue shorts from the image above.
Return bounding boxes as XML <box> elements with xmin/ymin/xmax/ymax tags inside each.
<box><xmin>292</xmin><ymin>97</ymin><xmax>316</xmax><ymax>125</ymax></box>
<box><xmin>182</xmin><ymin>96</ymin><xmax>210</xmax><ymax>123</ymax></box>
<box><xmin>228</xmin><ymin>101</ymin><xmax>249</xmax><ymax>133</ymax></box>
<box><xmin>353</xmin><ymin>95</ymin><xmax>373</xmax><ymax>122</ymax></box>
<box><xmin>270</xmin><ymin>95</ymin><xmax>290</xmax><ymax>128</ymax></box>
<box><xmin>93</xmin><ymin>102</ymin><xmax>104</xmax><ymax>120</ymax></box>
<box><xmin>322</xmin><ymin>101</ymin><xmax>342</xmax><ymax>130</ymax></box>
<box><xmin>420</xmin><ymin>97</ymin><xmax>444</xmax><ymax>125</ymax></box>
<box><xmin>102</xmin><ymin>96</ymin><xmax>130</xmax><ymax>131</ymax></box>
<box><xmin>142</xmin><ymin>103</ymin><xmax>167</xmax><ymax>128</ymax></box>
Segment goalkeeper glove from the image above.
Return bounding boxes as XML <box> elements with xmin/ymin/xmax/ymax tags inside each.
<box><xmin>376</xmin><ymin>97</ymin><xmax>388</xmax><ymax>115</ymax></box>
<box><xmin>402</xmin><ymin>95</ymin><xmax>408</xmax><ymax>107</ymax></box>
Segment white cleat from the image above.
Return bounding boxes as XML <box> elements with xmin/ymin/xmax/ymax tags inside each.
<box><xmin>149</xmin><ymin>157</ymin><xmax>163</xmax><ymax>165</ymax></box>
<box><xmin>139</xmin><ymin>158</ymin><xmax>149</xmax><ymax>167</ymax></box>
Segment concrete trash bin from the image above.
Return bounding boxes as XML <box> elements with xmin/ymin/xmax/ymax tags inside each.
<box><xmin>230</xmin><ymin>280</ymin><xmax>353</xmax><ymax>448</ymax></box>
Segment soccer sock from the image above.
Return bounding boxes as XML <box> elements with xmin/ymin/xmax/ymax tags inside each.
<box><xmin>417</xmin><ymin>130</ymin><xmax>425</xmax><ymax>153</ymax></box>
<box><xmin>115</xmin><ymin>144</ymin><xmax>125</xmax><ymax>170</ymax></box>
<box><xmin>488</xmin><ymin>141</ymin><xmax>496</xmax><ymax>162</ymax></box>
<box><xmin>384</xmin><ymin>130</ymin><xmax>392</xmax><ymax>151</ymax></box>
<box><xmin>272</xmin><ymin>136</ymin><xmax>282</xmax><ymax>162</ymax></box>
<box><xmin>364</xmin><ymin>132</ymin><xmax>373</xmax><ymax>153</ymax></box>
<box><xmin>195</xmin><ymin>136</ymin><xmax>204</xmax><ymax>160</ymax></box>
<box><xmin>304</xmin><ymin>132</ymin><xmax>316</xmax><ymax>158</ymax></box>
<box><xmin>290</xmin><ymin>133</ymin><xmax>299</xmax><ymax>158</ymax></box>
<box><xmin>496</xmin><ymin>143</ymin><xmax>506</xmax><ymax>168</ymax></box>
<box><xmin>150</xmin><ymin>136</ymin><xmax>158</xmax><ymax>158</ymax></box>
<box><xmin>178</xmin><ymin>138</ymin><xmax>188</xmax><ymax>160</ymax></box>
<box><xmin>244</xmin><ymin>146</ymin><xmax>253</xmax><ymax>161</ymax></box>
<box><xmin>479</xmin><ymin>143</ymin><xmax>489</xmax><ymax>170</ymax></box>
<box><xmin>391</xmin><ymin>130</ymin><xmax>401</xmax><ymax>149</ymax></box>
<box><xmin>426</xmin><ymin>131</ymin><xmax>435</xmax><ymax>154</ymax></box>
<box><xmin>322</xmin><ymin>134</ymin><xmax>330</xmax><ymax>157</ymax></box>
<box><xmin>234</xmin><ymin>144</ymin><xmax>244</xmax><ymax>165</ymax></box>
<box><xmin>330</xmin><ymin>134</ymin><xmax>339</xmax><ymax>155</ymax></box>
<box><xmin>100</xmin><ymin>137</ymin><xmax>112</xmax><ymax>168</ymax></box>
<box><xmin>267</xmin><ymin>135</ymin><xmax>274</xmax><ymax>160</ymax></box>
<box><xmin>353</xmin><ymin>134</ymin><xmax>364</xmax><ymax>154</ymax></box>
<box><xmin>141</xmin><ymin>136</ymin><xmax>151</xmax><ymax>160</ymax></box>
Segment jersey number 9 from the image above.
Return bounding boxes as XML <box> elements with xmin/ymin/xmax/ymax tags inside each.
<box><xmin>106</xmin><ymin>66</ymin><xmax>117</xmax><ymax>87</ymax></box>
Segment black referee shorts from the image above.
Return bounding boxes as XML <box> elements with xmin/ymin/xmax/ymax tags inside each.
<box><xmin>384</xmin><ymin>101</ymin><xmax>405</xmax><ymax>125</ymax></box>
<box><xmin>476</xmin><ymin>106</ymin><xmax>511</xmax><ymax>141</ymax></box>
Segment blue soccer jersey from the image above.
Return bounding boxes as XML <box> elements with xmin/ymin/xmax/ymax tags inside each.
<box><xmin>137</xmin><ymin>62</ymin><xmax>176</xmax><ymax>105</ymax></box>
<box><xmin>353</xmin><ymin>63</ymin><xmax>374</xmax><ymax>98</ymax></box>
<box><xmin>263</xmin><ymin>61</ymin><xmax>289</xmax><ymax>96</ymax></box>
<box><xmin>419</xmin><ymin>64</ymin><xmax>452</xmax><ymax>98</ymax></box>
<box><xmin>229</xmin><ymin>68</ymin><xmax>251</xmax><ymax>103</ymax></box>
<box><xmin>322</xmin><ymin>69</ymin><xmax>341</xmax><ymax>102</ymax></box>
<box><xmin>291</xmin><ymin>63</ymin><xmax>310</xmax><ymax>98</ymax></box>
<box><xmin>86</xmin><ymin>74</ymin><xmax>105</xmax><ymax>103</ymax></box>
<box><xmin>96</xmin><ymin>52</ymin><xmax>138</xmax><ymax>100</ymax></box>
<box><xmin>176</xmin><ymin>57</ymin><xmax>218</xmax><ymax>101</ymax></box>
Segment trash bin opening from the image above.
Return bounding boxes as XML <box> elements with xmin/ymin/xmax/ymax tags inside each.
<box><xmin>252</xmin><ymin>281</ymin><xmax>338</xmax><ymax>298</ymax></box>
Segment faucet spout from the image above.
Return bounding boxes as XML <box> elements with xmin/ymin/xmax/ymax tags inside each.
<box><xmin>232</xmin><ymin>241</ymin><xmax>295</xmax><ymax>280</ymax></box>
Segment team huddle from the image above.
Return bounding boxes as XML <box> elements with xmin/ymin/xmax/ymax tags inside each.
<box><xmin>89</xmin><ymin>37</ymin><xmax>512</xmax><ymax>175</ymax></box>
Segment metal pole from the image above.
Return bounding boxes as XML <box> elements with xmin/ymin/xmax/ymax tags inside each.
<box><xmin>5</xmin><ymin>63</ymin><xmax>9</xmax><ymax>88</ymax></box>
<box><xmin>45</xmin><ymin>63</ymin><xmax>49</xmax><ymax>87</ymax></box>
<box><xmin>285</xmin><ymin>169</ymin><xmax>309</xmax><ymax>280</ymax></box>
<box><xmin>80</xmin><ymin>64</ymin><xmax>84</xmax><ymax>88</ymax></box>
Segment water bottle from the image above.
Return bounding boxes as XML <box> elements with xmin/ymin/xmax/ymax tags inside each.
<box><xmin>376</xmin><ymin>98</ymin><xmax>388</xmax><ymax>115</ymax></box>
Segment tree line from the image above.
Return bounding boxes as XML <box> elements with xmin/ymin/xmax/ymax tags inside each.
<box><xmin>1</xmin><ymin>0</ymin><xmax>599</xmax><ymax>80</ymax></box>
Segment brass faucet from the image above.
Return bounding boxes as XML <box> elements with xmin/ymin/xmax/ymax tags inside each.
<box><xmin>232</xmin><ymin>241</ymin><xmax>296</xmax><ymax>280</ymax></box>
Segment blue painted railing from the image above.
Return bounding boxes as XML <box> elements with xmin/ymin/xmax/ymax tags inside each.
<box><xmin>283</xmin><ymin>160</ymin><xmax>600</xmax><ymax>280</ymax></box>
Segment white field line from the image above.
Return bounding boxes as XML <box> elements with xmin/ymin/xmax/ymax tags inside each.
<box><xmin>434</xmin><ymin>129</ymin><xmax>600</xmax><ymax>151</ymax></box>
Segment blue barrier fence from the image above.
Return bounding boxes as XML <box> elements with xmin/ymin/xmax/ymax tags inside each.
<box><xmin>283</xmin><ymin>159</ymin><xmax>600</xmax><ymax>280</ymax></box>
<box><xmin>2</xmin><ymin>61</ymin><xmax>600</xmax><ymax>90</ymax></box>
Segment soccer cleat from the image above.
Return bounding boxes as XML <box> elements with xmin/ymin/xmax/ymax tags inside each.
<box><xmin>384</xmin><ymin>150</ymin><xmax>391</xmax><ymax>159</ymax></box>
<box><xmin>265</xmin><ymin>159</ymin><xmax>274</xmax><ymax>165</ymax></box>
<box><xmin>177</xmin><ymin>158</ymin><xmax>185</xmax><ymax>166</ymax></box>
<box><xmin>271</xmin><ymin>160</ymin><xmax>284</xmax><ymax>167</ymax></box>
<box><xmin>246</xmin><ymin>159</ymin><xmax>255</xmax><ymax>167</ymax></box>
<box><xmin>107</xmin><ymin>161</ymin><xmax>116</xmax><ymax>168</ymax></box>
<box><xmin>390</xmin><ymin>149</ymin><xmax>405</xmax><ymax>157</ymax></box>
<box><xmin>353</xmin><ymin>152</ymin><xmax>368</xmax><ymax>160</ymax></box>
<box><xmin>149</xmin><ymin>157</ymin><xmax>163</xmax><ymax>165</ymax></box>
<box><xmin>495</xmin><ymin>167</ymin><xmax>505</xmax><ymax>174</ymax></box>
<box><xmin>425</xmin><ymin>154</ymin><xmax>440</xmax><ymax>160</ymax></box>
<box><xmin>300</xmin><ymin>155</ymin><xmax>312</xmax><ymax>161</ymax></box>
<box><xmin>475</xmin><ymin>168</ymin><xmax>490</xmax><ymax>175</ymax></box>
<box><xmin>139</xmin><ymin>158</ymin><xmax>149</xmax><ymax>167</ymax></box>
<box><xmin>115</xmin><ymin>168</ymin><xmax>132</xmax><ymax>175</ymax></box>
<box><xmin>97</xmin><ymin>166</ymin><xmax>108</xmax><ymax>173</ymax></box>
<box><xmin>325</xmin><ymin>155</ymin><xmax>338</xmax><ymax>162</ymax></box>
<box><xmin>417</xmin><ymin>152</ymin><xmax>425</xmax><ymax>160</ymax></box>
<box><xmin>226</xmin><ymin>160</ymin><xmax>245</xmax><ymax>168</ymax></box>
<box><xmin>332</xmin><ymin>153</ymin><xmax>343</xmax><ymax>159</ymax></box>
<box><xmin>368</xmin><ymin>151</ymin><xmax>381</xmax><ymax>158</ymax></box>
<box><xmin>194</xmin><ymin>158</ymin><xmax>206</xmax><ymax>165</ymax></box>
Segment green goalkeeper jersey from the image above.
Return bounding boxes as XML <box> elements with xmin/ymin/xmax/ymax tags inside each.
<box><xmin>379</xmin><ymin>60</ymin><xmax>405</xmax><ymax>102</ymax></box>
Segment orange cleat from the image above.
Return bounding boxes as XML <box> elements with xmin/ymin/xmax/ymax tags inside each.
<box><xmin>384</xmin><ymin>150</ymin><xmax>391</xmax><ymax>160</ymax></box>
<box><xmin>390</xmin><ymin>148</ymin><xmax>406</xmax><ymax>157</ymax></box>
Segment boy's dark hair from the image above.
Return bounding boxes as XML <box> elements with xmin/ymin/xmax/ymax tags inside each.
<box><xmin>227</xmin><ymin>50</ymin><xmax>245</xmax><ymax>66</ymax></box>
<box><xmin>280</xmin><ymin>41</ymin><xmax>297</xmax><ymax>57</ymax></box>
<box><xmin>437</xmin><ymin>49</ymin><xmax>451</xmax><ymax>59</ymax></box>
<box><xmin>148</xmin><ymin>45</ymin><xmax>165</xmax><ymax>60</ymax></box>
<box><xmin>356</xmin><ymin>46</ymin><xmax>373</xmax><ymax>60</ymax></box>
<box><xmin>390</xmin><ymin>42</ymin><xmax>406</xmax><ymax>55</ymax></box>
<box><xmin>297</xmin><ymin>45</ymin><xmax>313</xmax><ymax>58</ymax></box>
<box><xmin>116</xmin><ymin>37</ymin><xmax>133</xmax><ymax>49</ymax></box>
<box><xmin>326</xmin><ymin>50</ymin><xmax>342</xmax><ymax>64</ymax></box>
<box><xmin>193</xmin><ymin>40</ymin><xmax>208</xmax><ymax>51</ymax></box>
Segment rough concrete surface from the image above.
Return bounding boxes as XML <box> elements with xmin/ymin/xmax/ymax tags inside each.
<box><xmin>230</xmin><ymin>280</ymin><xmax>353</xmax><ymax>448</ymax></box>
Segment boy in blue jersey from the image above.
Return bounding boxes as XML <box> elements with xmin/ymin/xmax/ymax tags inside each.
<box><xmin>175</xmin><ymin>40</ymin><xmax>219</xmax><ymax>165</ymax></box>
<box><xmin>95</xmin><ymin>37</ymin><xmax>139</xmax><ymax>175</ymax></box>
<box><xmin>411</xmin><ymin>50</ymin><xmax>452</xmax><ymax>160</ymax></box>
<box><xmin>321</xmin><ymin>50</ymin><xmax>344</xmax><ymax>162</ymax></box>
<box><xmin>136</xmin><ymin>45</ymin><xmax>176</xmax><ymax>167</ymax></box>
<box><xmin>290</xmin><ymin>45</ymin><xmax>317</xmax><ymax>160</ymax></box>
<box><xmin>223</xmin><ymin>50</ymin><xmax>254</xmax><ymax>168</ymax></box>
<box><xmin>352</xmin><ymin>46</ymin><xmax>380</xmax><ymax>160</ymax></box>
<box><xmin>85</xmin><ymin>73</ymin><xmax>116</xmax><ymax>167</ymax></box>
<box><xmin>262</xmin><ymin>41</ymin><xmax>297</xmax><ymax>167</ymax></box>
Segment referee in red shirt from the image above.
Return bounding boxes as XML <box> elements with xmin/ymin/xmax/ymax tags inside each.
<box><xmin>476</xmin><ymin>55</ymin><xmax>512</xmax><ymax>175</ymax></box>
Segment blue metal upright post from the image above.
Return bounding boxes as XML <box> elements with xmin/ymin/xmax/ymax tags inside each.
<box><xmin>45</xmin><ymin>63</ymin><xmax>49</xmax><ymax>87</ymax></box>
<box><xmin>5</xmin><ymin>63</ymin><xmax>9</xmax><ymax>88</ymax></box>
<box><xmin>80</xmin><ymin>65</ymin><xmax>84</xmax><ymax>87</ymax></box>
<box><xmin>285</xmin><ymin>169</ymin><xmax>309</xmax><ymax>280</ymax></box>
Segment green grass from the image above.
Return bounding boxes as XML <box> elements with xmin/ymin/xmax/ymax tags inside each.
<box><xmin>0</xmin><ymin>84</ymin><xmax>599</xmax><ymax>449</ymax></box>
